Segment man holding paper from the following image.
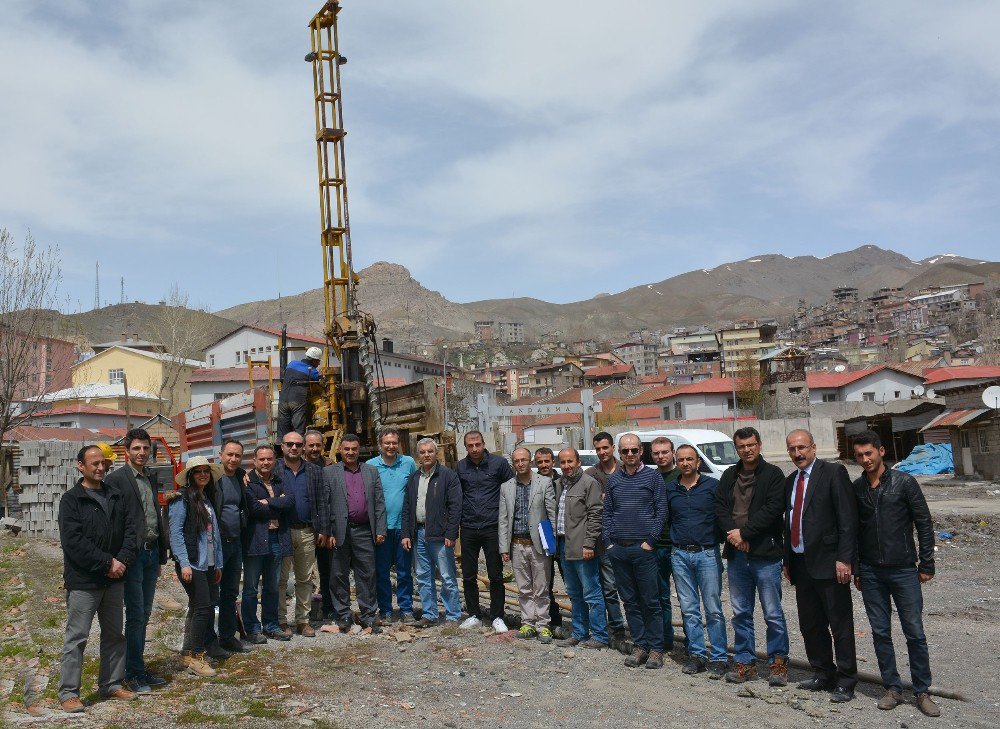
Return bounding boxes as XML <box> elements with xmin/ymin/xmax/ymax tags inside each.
<box><xmin>499</xmin><ymin>448</ymin><xmax>557</xmax><ymax>643</ymax></box>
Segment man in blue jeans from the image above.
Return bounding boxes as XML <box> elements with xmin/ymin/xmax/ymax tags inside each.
<box><xmin>401</xmin><ymin>438</ymin><xmax>463</xmax><ymax>626</ymax></box>
<box><xmin>851</xmin><ymin>431</ymin><xmax>940</xmax><ymax>717</ymax></box>
<box><xmin>105</xmin><ymin>428</ymin><xmax>166</xmax><ymax>695</ymax></box>
<box><xmin>714</xmin><ymin>427</ymin><xmax>789</xmax><ymax>685</ymax></box>
<box><xmin>667</xmin><ymin>444</ymin><xmax>728</xmax><ymax>678</ymax></box>
<box><xmin>367</xmin><ymin>428</ymin><xmax>417</xmax><ymax>624</ymax></box>
<box><xmin>554</xmin><ymin>449</ymin><xmax>608</xmax><ymax>651</ymax></box>
<box><xmin>604</xmin><ymin>433</ymin><xmax>668</xmax><ymax>669</ymax></box>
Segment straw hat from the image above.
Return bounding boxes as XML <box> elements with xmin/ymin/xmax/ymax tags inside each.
<box><xmin>174</xmin><ymin>456</ymin><xmax>224</xmax><ymax>487</ymax></box>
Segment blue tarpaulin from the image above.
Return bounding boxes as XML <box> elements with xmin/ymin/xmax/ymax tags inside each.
<box><xmin>893</xmin><ymin>443</ymin><xmax>953</xmax><ymax>475</ymax></box>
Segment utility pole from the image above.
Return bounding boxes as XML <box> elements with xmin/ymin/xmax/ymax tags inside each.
<box><xmin>442</xmin><ymin>345</ymin><xmax>449</xmax><ymax>432</ymax></box>
<box><xmin>94</xmin><ymin>262</ymin><xmax>100</xmax><ymax>310</ymax></box>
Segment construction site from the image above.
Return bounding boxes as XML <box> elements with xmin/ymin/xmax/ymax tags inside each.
<box><xmin>2</xmin><ymin>2</ymin><xmax>1000</xmax><ymax>727</ymax></box>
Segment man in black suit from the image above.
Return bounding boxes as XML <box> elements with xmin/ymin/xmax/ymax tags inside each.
<box><xmin>783</xmin><ymin>429</ymin><xmax>858</xmax><ymax>703</ymax></box>
<box><xmin>322</xmin><ymin>434</ymin><xmax>387</xmax><ymax>633</ymax></box>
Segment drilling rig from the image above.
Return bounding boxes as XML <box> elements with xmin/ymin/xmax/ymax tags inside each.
<box><xmin>303</xmin><ymin>1</ymin><xmax>383</xmax><ymax>455</ymax></box>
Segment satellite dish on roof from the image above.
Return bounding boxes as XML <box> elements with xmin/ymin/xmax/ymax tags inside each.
<box><xmin>913</xmin><ymin>385</ymin><xmax>925</xmax><ymax>397</ymax></box>
<box><xmin>834</xmin><ymin>364</ymin><xmax>847</xmax><ymax>373</ymax></box>
<box><xmin>983</xmin><ymin>385</ymin><xmax>1000</xmax><ymax>410</ymax></box>
<box><xmin>926</xmin><ymin>388</ymin><xmax>936</xmax><ymax>399</ymax></box>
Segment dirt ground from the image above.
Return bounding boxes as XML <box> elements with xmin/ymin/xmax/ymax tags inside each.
<box><xmin>2</xmin><ymin>474</ymin><xmax>999</xmax><ymax>728</ymax></box>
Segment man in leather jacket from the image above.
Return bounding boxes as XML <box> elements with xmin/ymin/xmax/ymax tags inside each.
<box><xmin>851</xmin><ymin>430</ymin><xmax>939</xmax><ymax>717</ymax></box>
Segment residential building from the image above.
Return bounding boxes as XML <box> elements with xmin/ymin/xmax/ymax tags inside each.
<box><xmin>22</xmin><ymin>404</ymin><xmax>130</xmax><ymax>431</ymax></box>
<box><xmin>6</xmin><ymin>330</ymin><xmax>77</xmax><ymax>402</ymax></box>
<box><xmin>72</xmin><ymin>345</ymin><xmax>204</xmax><ymax>416</ymax></box>
<box><xmin>582</xmin><ymin>363</ymin><xmax>636</xmax><ymax>387</ymax></box>
<box><xmin>920</xmin><ymin>377</ymin><xmax>999</xmax><ymax>479</ymax></box>
<box><xmin>517</xmin><ymin>362</ymin><xmax>583</xmax><ymax>399</ymax></box>
<box><xmin>805</xmin><ymin>365</ymin><xmax>924</xmax><ymax>404</ymax></box>
<box><xmin>613</xmin><ymin>342</ymin><xmax>659</xmax><ymax>377</ymax></box>
<box><xmin>187</xmin><ymin>366</ymin><xmax>278</xmax><ymax>408</ymax></box>
<box><xmin>28</xmin><ymin>383</ymin><xmax>161</xmax><ymax>418</ymax></box>
<box><xmin>473</xmin><ymin>320</ymin><xmax>525</xmax><ymax>344</ymax></box>
<box><xmin>204</xmin><ymin>325</ymin><xmax>327</xmax><ymax>369</ymax></box>
<box><xmin>718</xmin><ymin>323</ymin><xmax>777</xmax><ymax>377</ymax></box>
<box><xmin>759</xmin><ymin>346</ymin><xmax>810</xmax><ymax>418</ymax></box>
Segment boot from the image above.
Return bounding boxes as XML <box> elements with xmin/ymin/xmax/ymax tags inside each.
<box><xmin>182</xmin><ymin>650</ymin><xmax>217</xmax><ymax>678</ymax></box>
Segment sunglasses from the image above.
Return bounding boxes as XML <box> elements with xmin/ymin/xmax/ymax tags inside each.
<box><xmin>620</xmin><ymin>447</ymin><xmax>641</xmax><ymax>455</ymax></box>
<box><xmin>283</xmin><ymin>441</ymin><xmax>303</xmax><ymax>448</ymax></box>
<box><xmin>191</xmin><ymin>468</ymin><xmax>212</xmax><ymax>475</ymax></box>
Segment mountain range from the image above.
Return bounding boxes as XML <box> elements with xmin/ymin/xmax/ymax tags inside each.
<box><xmin>216</xmin><ymin>245</ymin><xmax>1000</xmax><ymax>346</ymax></box>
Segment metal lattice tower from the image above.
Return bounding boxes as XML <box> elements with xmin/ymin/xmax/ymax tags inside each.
<box><xmin>308</xmin><ymin>1</ymin><xmax>379</xmax><ymax>448</ymax></box>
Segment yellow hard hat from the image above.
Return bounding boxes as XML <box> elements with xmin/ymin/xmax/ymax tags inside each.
<box><xmin>96</xmin><ymin>443</ymin><xmax>115</xmax><ymax>462</ymax></box>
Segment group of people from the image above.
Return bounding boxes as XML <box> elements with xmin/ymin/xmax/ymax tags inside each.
<box><xmin>56</xmin><ymin>424</ymin><xmax>940</xmax><ymax>718</ymax></box>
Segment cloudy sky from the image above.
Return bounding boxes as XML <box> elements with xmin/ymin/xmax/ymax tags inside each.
<box><xmin>2</xmin><ymin>1</ymin><xmax>998</xmax><ymax>311</ymax></box>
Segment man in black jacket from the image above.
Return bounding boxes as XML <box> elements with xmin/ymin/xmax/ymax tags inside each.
<box><xmin>211</xmin><ymin>438</ymin><xmax>250</xmax><ymax>654</ymax></box>
<box><xmin>58</xmin><ymin>445</ymin><xmax>138</xmax><ymax>712</ymax></box>
<box><xmin>715</xmin><ymin>427</ymin><xmax>789</xmax><ymax>686</ymax></box>
<box><xmin>401</xmin><ymin>437</ymin><xmax>463</xmax><ymax>626</ymax></box>
<box><xmin>784</xmin><ymin>429</ymin><xmax>858</xmax><ymax>703</ymax></box>
<box><xmin>851</xmin><ymin>431</ymin><xmax>940</xmax><ymax>717</ymax></box>
<box><xmin>104</xmin><ymin>428</ymin><xmax>167</xmax><ymax>694</ymax></box>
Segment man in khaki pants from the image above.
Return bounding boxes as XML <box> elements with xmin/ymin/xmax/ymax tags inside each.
<box><xmin>275</xmin><ymin>432</ymin><xmax>329</xmax><ymax>637</ymax></box>
<box><xmin>499</xmin><ymin>448</ymin><xmax>557</xmax><ymax>643</ymax></box>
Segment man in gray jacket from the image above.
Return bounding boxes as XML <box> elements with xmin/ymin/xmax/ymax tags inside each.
<box><xmin>500</xmin><ymin>447</ymin><xmax>557</xmax><ymax>643</ymax></box>
<box><xmin>322</xmin><ymin>434</ymin><xmax>387</xmax><ymax>633</ymax></box>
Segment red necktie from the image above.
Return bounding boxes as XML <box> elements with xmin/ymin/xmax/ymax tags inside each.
<box><xmin>790</xmin><ymin>470</ymin><xmax>806</xmax><ymax>549</ymax></box>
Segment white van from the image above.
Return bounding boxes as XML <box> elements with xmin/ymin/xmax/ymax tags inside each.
<box><xmin>613</xmin><ymin>429</ymin><xmax>739</xmax><ymax>480</ymax></box>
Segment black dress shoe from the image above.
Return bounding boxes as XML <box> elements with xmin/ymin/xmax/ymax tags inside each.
<box><xmin>205</xmin><ymin>641</ymin><xmax>232</xmax><ymax>660</ymax></box>
<box><xmin>220</xmin><ymin>637</ymin><xmax>250</xmax><ymax>653</ymax></box>
<box><xmin>362</xmin><ymin>623</ymin><xmax>383</xmax><ymax>634</ymax></box>
<box><xmin>246</xmin><ymin>632</ymin><xmax>267</xmax><ymax>644</ymax></box>
<box><xmin>830</xmin><ymin>687</ymin><xmax>854</xmax><ymax>703</ymax></box>
<box><xmin>797</xmin><ymin>677</ymin><xmax>835</xmax><ymax>691</ymax></box>
<box><xmin>264</xmin><ymin>630</ymin><xmax>291</xmax><ymax>641</ymax></box>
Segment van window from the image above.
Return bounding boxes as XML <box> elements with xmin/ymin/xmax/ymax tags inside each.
<box><xmin>699</xmin><ymin>441</ymin><xmax>739</xmax><ymax>466</ymax></box>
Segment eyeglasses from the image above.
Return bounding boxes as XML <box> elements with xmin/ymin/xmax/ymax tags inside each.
<box><xmin>283</xmin><ymin>441</ymin><xmax>303</xmax><ymax>448</ymax></box>
<box><xmin>620</xmin><ymin>448</ymin><xmax>641</xmax><ymax>455</ymax></box>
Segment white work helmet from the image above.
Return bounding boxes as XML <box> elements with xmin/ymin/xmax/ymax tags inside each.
<box><xmin>304</xmin><ymin>346</ymin><xmax>323</xmax><ymax>361</ymax></box>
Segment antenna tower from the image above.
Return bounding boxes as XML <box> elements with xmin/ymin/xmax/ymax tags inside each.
<box><xmin>94</xmin><ymin>262</ymin><xmax>100</xmax><ymax>310</ymax></box>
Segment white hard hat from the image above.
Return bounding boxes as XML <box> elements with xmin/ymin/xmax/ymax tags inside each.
<box><xmin>305</xmin><ymin>346</ymin><xmax>323</xmax><ymax>361</ymax></box>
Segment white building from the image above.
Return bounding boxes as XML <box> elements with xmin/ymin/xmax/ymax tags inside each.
<box><xmin>187</xmin><ymin>366</ymin><xmax>279</xmax><ymax>408</ymax></box>
<box><xmin>204</xmin><ymin>325</ymin><xmax>329</xmax><ymax>369</ymax></box>
<box><xmin>806</xmin><ymin>365</ymin><xmax>924</xmax><ymax>404</ymax></box>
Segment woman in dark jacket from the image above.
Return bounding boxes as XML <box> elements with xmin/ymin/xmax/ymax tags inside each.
<box><xmin>167</xmin><ymin>456</ymin><xmax>224</xmax><ymax>678</ymax></box>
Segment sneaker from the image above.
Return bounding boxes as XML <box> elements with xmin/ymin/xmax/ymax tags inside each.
<box><xmin>624</xmin><ymin>647</ymin><xmax>649</xmax><ymax>668</ymax></box>
<box><xmin>768</xmin><ymin>656</ymin><xmax>788</xmax><ymax>687</ymax></box>
<box><xmin>60</xmin><ymin>697</ymin><xmax>86</xmax><ymax>713</ymax></box>
<box><xmin>518</xmin><ymin>625</ymin><xmax>538</xmax><ymax>639</ymax></box>
<box><xmin>491</xmin><ymin>617</ymin><xmax>509</xmax><ymax>633</ymax></box>
<box><xmin>122</xmin><ymin>677</ymin><xmax>151</xmax><ymax>695</ymax></box>
<box><xmin>708</xmin><ymin>661</ymin><xmax>728</xmax><ymax>680</ymax></box>
<box><xmin>877</xmin><ymin>689</ymin><xmax>903</xmax><ymax>711</ymax></box>
<box><xmin>725</xmin><ymin>661</ymin><xmax>757</xmax><ymax>684</ymax></box>
<box><xmin>580</xmin><ymin>638</ymin><xmax>607</xmax><ymax>650</ymax></box>
<box><xmin>557</xmin><ymin>636</ymin><xmax>581</xmax><ymax>647</ymax></box>
<box><xmin>645</xmin><ymin>650</ymin><xmax>664</xmax><ymax>669</ymax></box>
<box><xmin>246</xmin><ymin>632</ymin><xmax>267</xmax><ymax>645</ymax></box>
<box><xmin>915</xmin><ymin>692</ymin><xmax>941</xmax><ymax>717</ymax></box>
<box><xmin>142</xmin><ymin>672</ymin><xmax>168</xmax><ymax>688</ymax></box>
<box><xmin>538</xmin><ymin>627</ymin><xmax>553</xmax><ymax>644</ymax></box>
<box><xmin>459</xmin><ymin>616</ymin><xmax>482</xmax><ymax>630</ymax></box>
<box><xmin>682</xmin><ymin>656</ymin><xmax>707</xmax><ymax>675</ymax></box>
<box><xmin>219</xmin><ymin>637</ymin><xmax>250</xmax><ymax>654</ymax></box>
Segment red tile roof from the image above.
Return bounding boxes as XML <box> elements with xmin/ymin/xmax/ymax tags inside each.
<box><xmin>582</xmin><ymin>364</ymin><xmax>634</xmax><ymax>378</ymax></box>
<box><xmin>923</xmin><ymin>366</ymin><xmax>1000</xmax><ymax>385</ymax></box>
<box><xmin>806</xmin><ymin>366</ymin><xmax>884</xmax><ymax>389</ymax></box>
<box><xmin>187</xmin><ymin>366</ymin><xmax>278</xmax><ymax>383</ymax></box>
<box><xmin>622</xmin><ymin>385</ymin><xmax>681</xmax><ymax>406</ymax></box>
<box><xmin>6</xmin><ymin>425</ymin><xmax>126</xmax><ymax>443</ymax></box>
<box><xmin>240</xmin><ymin>326</ymin><xmax>326</xmax><ymax>345</ymax></box>
<box><xmin>374</xmin><ymin>377</ymin><xmax>408</xmax><ymax>389</ymax></box>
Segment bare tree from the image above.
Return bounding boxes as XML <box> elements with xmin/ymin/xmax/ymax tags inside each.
<box><xmin>148</xmin><ymin>284</ymin><xmax>206</xmax><ymax>416</ymax></box>
<box><xmin>733</xmin><ymin>347</ymin><xmax>764</xmax><ymax>417</ymax></box>
<box><xmin>0</xmin><ymin>229</ymin><xmax>63</xmax><ymax>440</ymax></box>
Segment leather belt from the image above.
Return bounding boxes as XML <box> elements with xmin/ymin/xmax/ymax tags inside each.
<box><xmin>511</xmin><ymin>535</ymin><xmax>533</xmax><ymax>546</ymax></box>
<box><xmin>616</xmin><ymin>539</ymin><xmax>643</xmax><ymax>547</ymax></box>
<box><xmin>290</xmin><ymin>522</ymin><xmax>311</xmax><ymax>529</ymax></box>
<box><xmin>142</xmin><ymin>539</ymin><xmax>158</xmax><ymax>551</ymax></box>
<box><xmin>675</xmin><ymin>544</ymin><xmax>713</xmax><ymax>552</ymax></box>
<box><xmin>349</xmin><ymin>521</ymin><xmax>369</xmax><ymax>528</ymax></box>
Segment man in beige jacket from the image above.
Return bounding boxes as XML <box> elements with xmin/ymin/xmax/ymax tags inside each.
<box><xmin>500</xmin><ymin>448</ymin><xmax>557</xmax><ymax>643</ymax></box>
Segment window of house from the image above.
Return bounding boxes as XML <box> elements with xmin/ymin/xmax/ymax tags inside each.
<box><xmin>960</xmin><ymin>430</ymin><xmax>971</xmax><ymax>449</ymax></box>
<box><xmin>556</xmin><ymin>427</ymin><xmax>563</xmax><ymax>436</ymax></box>
<box><xmin>674</xmin><ymin>402</ymin><xmax>683</xmax><ymax>419</ymax></box>
<box><xmin>235</xmin><ymin>350</ymin><xmax>241</xmax><ymax>364</ymax></box>
<box><xmin>862</xmin><ymin>392</ymin><xmax>876</xmax><ymax>401</ymax></box>
<box><xmin>789</xmin><ymin>387</ymin><xmax>802</xmax><ymax>394</ymax></box>
<box><xmin>822</xmin><ymin>393</ymin><xmax>837</xmax><ymax>403</ymax></box>
<box><xmin>978</xmin><ymin>429</ymin><xmax>990</xmax><ymax>453</ymax></box>
<box><xmin>208</xmin><ymin>354</ymin><xmax>215</xmax><ymax>366</ymax></box>
<box><xmin>58</xmin><ymin>421</ymin><xmax>74</xmax><ymax>427</ymax></box>
<box><xmin>894</xmin><ymin>391</ymin><xmax>901</xmax><ymax>398</ymax></box>
<box><xmin>108</xmin><ymin>368</ymin><xmax>124</xmax><ymax>384</ymax></box>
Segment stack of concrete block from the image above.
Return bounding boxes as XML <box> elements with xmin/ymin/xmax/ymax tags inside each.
<box><xmin>17</xmin><ymin>441</ymin><xmax>80</xmax><ymax>539</ymax></box>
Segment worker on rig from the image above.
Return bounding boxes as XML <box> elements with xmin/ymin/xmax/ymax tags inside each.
<box><xmin>278</xmin><ymin>347</ymin><xmax>323</xmax><ymax>438</ymax></box>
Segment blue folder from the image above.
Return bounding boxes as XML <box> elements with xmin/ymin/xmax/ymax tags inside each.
<box><xmin>537</xmin><ymin>519</ymin><xmax>556</xmax><ymax>556</ymax></box>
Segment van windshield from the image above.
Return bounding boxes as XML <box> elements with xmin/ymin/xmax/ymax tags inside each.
<box><xmin>699</xmin><ymin>441</ymin><xmax>739</xmax><ymax>466</ymax></box>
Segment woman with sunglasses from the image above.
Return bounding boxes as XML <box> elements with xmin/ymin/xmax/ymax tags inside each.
<box><xmin>166</xmin><ymin>456</ymin><xmax>225</xmax><ymax>678</ymax></box>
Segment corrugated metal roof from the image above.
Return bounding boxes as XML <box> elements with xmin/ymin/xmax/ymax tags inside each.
<box><xmin>919</xmin><ymin>408</ymin><xmax>990</xmax><ymax>431</ymax></box>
